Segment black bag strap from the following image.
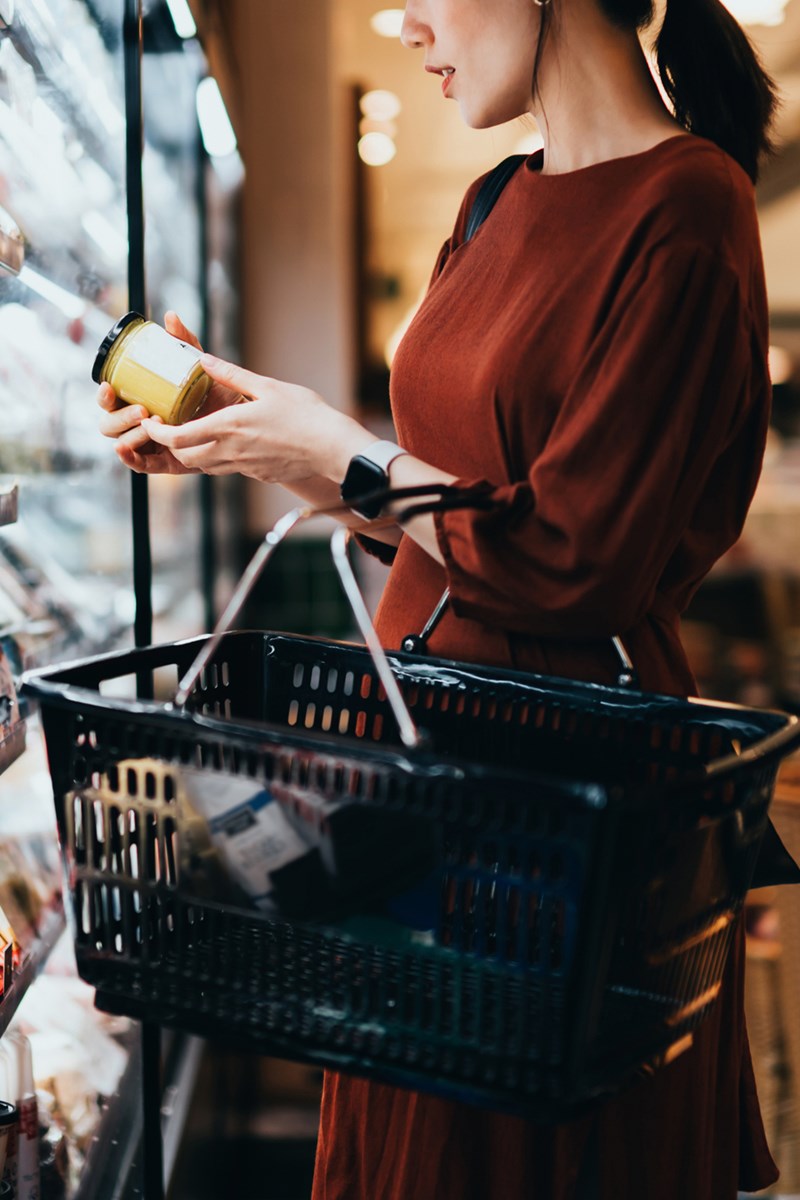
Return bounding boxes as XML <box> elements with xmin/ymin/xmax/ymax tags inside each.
<box><xmin>464</xmin><ymin>154</ymin><xmax>527</xmax><ymax>242</ymax></box>
<box><xmin>400</xmin><ymin>154</ymin><xmax>528</xmax><ymax>662</ymax></box>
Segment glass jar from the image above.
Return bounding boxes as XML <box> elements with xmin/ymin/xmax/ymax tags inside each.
<box><xmin>92</xmin><ymin>312</ymin><xmax>212</xmax><ymax>425</ymax></box>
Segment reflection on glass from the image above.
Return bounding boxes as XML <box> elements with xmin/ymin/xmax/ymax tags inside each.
<box><xmin>0</xmin><ymin>0</ymin><xmax>132</xmax><ymax>667</ymax></box>
<box><xmin>0</xmin><ymin>1</ymin><xmax>208</xmax><ymax>663</ymax></box>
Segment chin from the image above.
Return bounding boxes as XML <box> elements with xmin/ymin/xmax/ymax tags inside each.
<box><xmin>459</xmin><ymin>97</ymin><xmax>532</xmax><ymax>130</ymax></box>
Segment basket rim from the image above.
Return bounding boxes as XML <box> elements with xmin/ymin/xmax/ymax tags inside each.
<box><xmin>19</xmin><ymin>629</ymin><xmax>800</xmax><ymax>791</ymax></box>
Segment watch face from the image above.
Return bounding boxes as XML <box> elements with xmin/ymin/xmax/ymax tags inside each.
<box><xmin>341</xmin><ymin>455</ymin><xmax>388</xmax><ymax>519</ymax></box>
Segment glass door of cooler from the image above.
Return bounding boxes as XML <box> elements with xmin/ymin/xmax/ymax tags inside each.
<box><xmin>0</xmin><ymin>0</ymin><xmax>210</xmax><ymax>671</ymax></box>
<box><xmin>141</xmin><ymin>8</ymin><xmax>205</xmax><ymax>643</ymax></box>
<box><xmin>0</xmin><ymin>0</ymin><xmax>135</xmax><ymax>669</ymax></box>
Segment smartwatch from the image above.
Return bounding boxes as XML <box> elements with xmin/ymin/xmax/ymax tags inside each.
<box><xmin>340</xmin><ymin>440</ymin><xmax>409</xmax><ymax>520</ymax></box>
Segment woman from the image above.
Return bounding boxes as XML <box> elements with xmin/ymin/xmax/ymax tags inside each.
<box><xmin>99</xmin><ymin>0</ymin><xmax>780</xmax><ymax>1194</ymax></box>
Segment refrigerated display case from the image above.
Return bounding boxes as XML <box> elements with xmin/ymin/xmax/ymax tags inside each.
<box><xmin>0</xmin><ymin>0</ymin><xmax>212</xmax><ymax>669</ymax></box>
<box><xmin>0</xmin><ymin>1</ymin><xmax>225</xmax><ymax>1194</ymax></box>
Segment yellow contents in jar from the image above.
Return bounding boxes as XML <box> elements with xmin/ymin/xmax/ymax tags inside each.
<box><xmin>92</xmin><ymin>312</ymin><xmax>212</xmax><ymax>425</ymax></box>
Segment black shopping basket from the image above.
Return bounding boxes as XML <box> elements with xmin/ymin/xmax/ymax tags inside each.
<box><xmin>21</xmin><ymin>491</ymin><xmax>800</xmax><ymax>1125</ymax></box>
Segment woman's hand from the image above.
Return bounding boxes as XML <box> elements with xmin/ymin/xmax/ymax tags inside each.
<box><xmin>96</xmin><ymin>312</ymin><xmax>241</xmax><ymax>475</ymax></box>
<box><xmin>138</xmin><ymin>353</ymin><xmax>374</xmax><ymax>485</ymax></box>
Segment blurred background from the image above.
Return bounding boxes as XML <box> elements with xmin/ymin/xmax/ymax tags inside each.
<box><xmin>0</xmin><ymin>1</ymin><xmax>800</xmax><ymax>1197</ymax></box>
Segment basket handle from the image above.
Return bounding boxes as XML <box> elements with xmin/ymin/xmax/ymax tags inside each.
<box><xmin>171</xmin><ymin>480</ymin><xmax>639</xmax><ymax>740</ymax></box>
<box><xmin>330</xmin><ymin>525</ymin><xmax>424</xmax><ymax>749</ymax></box>
<box><xmin>171</xmin><ymin>484</ymin><xmax>493</xmax><ymax>721</ymax></box>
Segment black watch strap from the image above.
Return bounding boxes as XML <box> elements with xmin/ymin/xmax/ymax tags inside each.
<box><xmin>340</xmin><ymin>441</ymin><xmax>409</xmax><ymax>519</ymax></box>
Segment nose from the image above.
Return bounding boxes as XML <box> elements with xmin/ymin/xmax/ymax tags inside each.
<box><xmin>400</xmin><ymin>2</ymin><xmax>431</xmax><ymax>50</ymax></box>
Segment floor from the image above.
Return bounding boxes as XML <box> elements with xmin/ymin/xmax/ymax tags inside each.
<box><xmin>170</xmin><ymin>1049</ymin><xmax>320</xmax><ymax>1200</ymax></box>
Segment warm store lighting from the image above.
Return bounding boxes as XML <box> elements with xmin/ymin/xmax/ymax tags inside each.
<box><xmin>370</xmin><ymin>9</ymin><xmax>404</xmax><ymax>37</ymax></box>
<box><xmin>769</xmin><ymin>344</ymin><xmax>794</xmax><ymax>385</ymax></box>
<box><xmin>721</xmin><ymin>0</ymin><xmax>790</xmax><ymax>24</ymax></box>
<box><xmin>358</xmin><ymin>131</ymin><xmax>396</xmax><ymax>166</ymax></box>
<box><xmin>360</xmin><ymin>90</ymin><xmax>402</xmax><ymax>122</ymax></box>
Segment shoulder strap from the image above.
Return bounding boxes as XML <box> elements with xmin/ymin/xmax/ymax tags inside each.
<box><xmin>464</xmin><ymin>154</ymin><xmax>527</xmax><ymax>243</ymax></box>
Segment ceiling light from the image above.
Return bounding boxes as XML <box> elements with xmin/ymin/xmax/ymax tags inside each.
<box><xmin>196</xmin><ymin>77</ymin><xmax>238</xmax><ymax>159</ymax></box>
<box><xmin>360</xmin><ymin>89</ymin><xmax>402</xmax><ymax>122</ymax></box>
<box><xmin>370</xmin><ymin>9</ymin><xmax>404</xmax><ymax>38</ymax></box>
<box><xmin>165</xmin><ymin>0</ymin><xmax>197</xmax><ymax>39</ymax></box>
<box><xmin>358</xmin><ymin>132</ymin><xmax>396</xmax><ymax>167</ymax></box>
<box><xmin>720</xmin><ymin>0</ymin><xmax>789</xmax><ymax>25</ymax></box>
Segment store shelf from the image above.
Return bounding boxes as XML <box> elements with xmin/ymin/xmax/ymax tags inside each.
<box><xmin>0</xmin><ymin>486</ymin><xmax>18</xmax><ymax>528</ymax></box>
<box><xmin>0</xmin><ymin>903</ymin><xmax>65</xmax><ymax>1039</ymax></box>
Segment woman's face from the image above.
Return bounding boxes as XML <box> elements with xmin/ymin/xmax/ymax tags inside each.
<box><xmin>401</xmin><ymin>0</ymin><xmax>540</xmax><ymax>129</ymax></box>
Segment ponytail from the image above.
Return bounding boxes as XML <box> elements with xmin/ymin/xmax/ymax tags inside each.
<box><xmin>538</xmin><ymin>0</ymin><xmax>779</xmax><ymax>182</ymax></box>
<box><xmin>655</xmin><ymin>0</ymin><xmax>777</xmax><ymax>182</ymax></box>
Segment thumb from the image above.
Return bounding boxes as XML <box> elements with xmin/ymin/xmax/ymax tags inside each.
<box><xmin>199</xmin><ymin>353</ymin><xmax>264</xmax><ymax>399</ymax></box>
<box><xmin>165</xmin><ymin>310</ymin><xmax>202</xmax><ymax>350</ymax></box>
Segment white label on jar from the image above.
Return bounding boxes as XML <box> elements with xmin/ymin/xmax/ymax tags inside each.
<box><xmin>131</xmin><ymin>325</ymin><xmax>202</xmax><ymax>387</ymax></box>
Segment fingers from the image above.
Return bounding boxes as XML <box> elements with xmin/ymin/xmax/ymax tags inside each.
<box><xmin>116</xmin><ymin>441</ymin><xmax>199</xmax><ymax>476</ymax></box>
<box><xmin>97</xmin><ymin>382</ymin><xmax>122</xmax><ymax>412</ymax></box>
<box><xmin>199</xmin><ymin>353</ymin><xmax>265</xmax><ymax>400</ymax></box>
<box><xmin>140</xmin><ymin>413</ymin><xmax>243</xmax><ymax>474</ymax></box>
<box><xmin>141</xmin><ymin>410</ymin><xmax>233</xmax><ymax>450</ymax></box>
<box><xmin>164</xmin><ymin>310</ymin><xmax>202</xmax><ymax>351</ymax></box>
<box><xmin>99</xmin><ymin>400</ymin><xmax>149</xmax><ymax>440</ymax></box>
<box><xmin>140</xmin><ymin>419</ymin><xmax>218</xmax><ymax>469</ymax></box>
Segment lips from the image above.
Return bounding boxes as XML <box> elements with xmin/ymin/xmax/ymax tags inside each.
<box><xmin>425</xmin><ymin>64</ymin><xmax>455</xmax><ymax>95</ymax></box>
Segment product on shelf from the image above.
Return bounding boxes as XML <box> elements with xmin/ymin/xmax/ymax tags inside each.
<box><xmin>0</xmin><ymin>1044</ymin><xmax>19</xmax><ymax>1197</ymax></box>
<box><xmin>0</xmin><ymin>839</ymin><xmax>58</xmax><ymax>954</ymax></box>
<box><xmin>0</xmin><ymin>641</ymin><xmax>24</xmax><ymax>775</ymax></box>
<box><xmin>0</xmin><ymin>1102</ymin><xmax>17</xmax><ymax>1183</ymax></box>
<box><xmin>5</xmin><ymin>1031</ymin><xmax>40</xmax><ymax>1200</ymax></box>
<box><xmin>0</xmin><ymin>931</ymin><xmax>12</xmax><ymax>998</ymax></box>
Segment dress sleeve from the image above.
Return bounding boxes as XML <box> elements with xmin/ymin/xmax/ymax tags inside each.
<box><xmin>434</xmin><ymin>241</ymin><xmax>770</xmax><ymax>637</ymax></box>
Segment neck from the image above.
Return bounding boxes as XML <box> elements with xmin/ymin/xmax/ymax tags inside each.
<box><xmin>531</xmin><ymin>1</ymin><xmax>685</xmax><ymax>175</ymax></box>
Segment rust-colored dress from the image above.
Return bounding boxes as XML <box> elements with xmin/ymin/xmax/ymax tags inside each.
<box><xmin>312</xmin><ymin>135</ymin><xmax>778</xmax><ymax>1198</ymax></box>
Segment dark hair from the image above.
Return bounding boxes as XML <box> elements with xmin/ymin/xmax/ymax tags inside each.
<box><xmin>534</xmin><ymin>0</ymin><xmax>778</xmax><ymax>183</ymax></box>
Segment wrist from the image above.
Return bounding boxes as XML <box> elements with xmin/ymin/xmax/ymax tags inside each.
<box><xmin>322</xmin><ymin>412</ymin><xmax>381</xmax><ymax>484</ymax></box>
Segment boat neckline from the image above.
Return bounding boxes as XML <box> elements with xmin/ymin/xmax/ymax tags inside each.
<box><xmin>525</xmin><ymin>133</ymin><xmax>697</xmax><ymax>181</ymax></box>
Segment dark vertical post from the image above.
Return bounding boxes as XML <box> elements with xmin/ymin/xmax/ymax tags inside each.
<box><xmin>123</xmin><ymin>4</ymin><xmax>162</xmax><ymax>1199</ymax></box>
<box><xmin>197</xmin><ymin>133</ymin><xmax>216</xmax><ymax>631</ymax></box>
<box><xmin>140</xmin><ymin>1019</ymin><xmax>164</xmax><ymax>1200</ymax></box>
<box><xmin>124</xmin><ymin>0</ymin><xmax>153</xmax><ymax>679</ymax></box>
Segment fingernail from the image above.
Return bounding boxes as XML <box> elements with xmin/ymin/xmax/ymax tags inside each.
<box><xmin>199</xmin><ymin>353</ymin><xmax>218</xmax><ymax>367</ymax></box>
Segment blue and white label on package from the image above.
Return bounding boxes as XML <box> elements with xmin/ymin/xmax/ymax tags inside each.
<box><xmin>179</xmin><ymin>767</ymin><xmax>310</xmax><ymax>910</ymax></box>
